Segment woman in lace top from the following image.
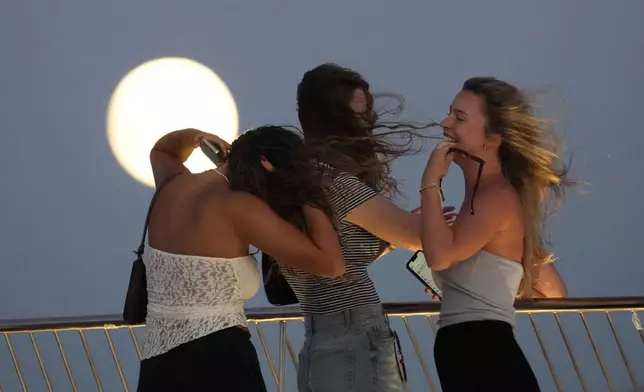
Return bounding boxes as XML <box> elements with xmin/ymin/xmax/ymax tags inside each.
<box><xmin>137</xmin><ymin>126</ymin><xmax>345</xmax><ymax>392</ymax></box>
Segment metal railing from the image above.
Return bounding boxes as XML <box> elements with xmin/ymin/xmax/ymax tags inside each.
<box><xmin>1</xmin><ymin>297</ymin><xmax>643</xmax><ymax>392</ymax></box>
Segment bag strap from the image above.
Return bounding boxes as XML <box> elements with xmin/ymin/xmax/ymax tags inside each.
<box><xmin>134</xmin><ymin>173</ymin><xmax>182</xmax><ymax>257</ymax></box>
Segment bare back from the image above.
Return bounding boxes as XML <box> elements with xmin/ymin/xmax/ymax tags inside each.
<box><xmin>147</xmin><ymin>171</ymin><xmax>248</xmax><ymax>258</ymax></box>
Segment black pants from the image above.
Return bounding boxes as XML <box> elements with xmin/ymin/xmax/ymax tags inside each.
<box><xmin>137</xmin><ymin>326</ymin><xmax>268</xmax><ymax>392</ymax></box>
<box><xmin>434</xmin><ymin>320</ymin><xmax>540</xmax><ymax>392</ymax></box>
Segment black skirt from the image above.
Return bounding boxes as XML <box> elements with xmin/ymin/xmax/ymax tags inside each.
<box><xmin>137</xmin><ymin>326</ymin><xmax>268</xmax><ymax>392</ymax></box>
<box><xmin>434</xmin><ymin>320</ymin><xmax>540</xmax><ymax>392</ymax></box>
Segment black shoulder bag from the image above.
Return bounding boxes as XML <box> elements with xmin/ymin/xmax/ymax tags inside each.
<box><xmin>262</xmin><ymin>253</ymin><xmax>299</xmax><ymax>306</ymax></box>
<box><xmin>122</xmin><ymin>174</ymin><xmax>179</xmax><ymax>325</ymax></box>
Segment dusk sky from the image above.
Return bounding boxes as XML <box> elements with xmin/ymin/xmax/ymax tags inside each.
<box><xmin>1</xmin><ymin>1</ymin><xmax>643</xmax><ymax>390</ymax></box>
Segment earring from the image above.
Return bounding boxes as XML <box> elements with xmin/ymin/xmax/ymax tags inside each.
<box><xmin>483</xmin><ymin>145</ymin><xmax>488</xmax><ymax>151</ymax></box>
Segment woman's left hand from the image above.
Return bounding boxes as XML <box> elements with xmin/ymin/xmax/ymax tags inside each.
<box><xmin>422</xmin><ymin>141</ymin><xmax>457</xmax><ymax>185</ymax></box>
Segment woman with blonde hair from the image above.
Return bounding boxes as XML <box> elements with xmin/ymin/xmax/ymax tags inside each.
<box><xmin>420</xmin><ymin>77</ymin><xmax>570</xmax><ymax>391</ymax></box>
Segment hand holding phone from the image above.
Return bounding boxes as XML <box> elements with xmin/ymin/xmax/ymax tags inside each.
<box><xmin>406</xmin><ymin>250</ymin><xmax>442</xmax><ymax>299</ymax></box>
<box><xmin>200</xmin><ymin>138</ymin><xmax>227</xmax><ymax>166</ymax></box>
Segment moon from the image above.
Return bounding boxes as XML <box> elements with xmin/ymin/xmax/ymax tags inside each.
<box><xmin>106</xmin><ymin>57</ymin><xmax>239</xmax><ymax>188</ymax></box>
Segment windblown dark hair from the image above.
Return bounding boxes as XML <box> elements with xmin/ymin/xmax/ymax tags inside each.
<box><xmin>226</xmin><ymin>125</ymin><xmax>333</xmax><ymax>232</ymax></box>
<box><xmin>297</xmin><ymin>63</ymin><xmax>438</xmax><ymax>198</ymax></box>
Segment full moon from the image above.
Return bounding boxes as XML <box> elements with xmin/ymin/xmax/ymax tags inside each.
<box><xmin>106</xmin><ymin>57</ymin><xmax>239</xmax><ymax>188</ymax></box>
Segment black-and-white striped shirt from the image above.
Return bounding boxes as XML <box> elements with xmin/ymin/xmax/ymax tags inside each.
<box><xmin>281</xmin><ymin>173</ymin><xmax>382</xmax><ymax>315</ymax></box>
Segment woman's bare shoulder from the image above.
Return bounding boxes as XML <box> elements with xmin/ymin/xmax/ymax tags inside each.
<box><xmin>480</xmin><ymin>178</ymin><xmax>521</xmax><ymax>208</ymax></box>
<box><xmin>482</xmin><ymin>178</ymin><xmax>523</xmax><ymax>232</ymax></box>
<box><xmin>219</xmin><ymin>191</ymin><xmax>270</xmax><ymax>217</ymax></box>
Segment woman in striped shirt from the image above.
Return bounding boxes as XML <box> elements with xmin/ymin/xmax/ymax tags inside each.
<box><xmin>280</xmin><ymin>63</ymin><xmax>454</xmax><ymax>392</ymax></box>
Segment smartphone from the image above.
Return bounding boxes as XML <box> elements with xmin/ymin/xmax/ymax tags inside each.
<box><xmin>406</xmin><ymin>250</ymin><xmax>442</xmax><ymax>299</ymax></box>
<box><xmin>200</xmin><ymin>139</ymin><xmax>226</xmax><ymax>166</ymax></box>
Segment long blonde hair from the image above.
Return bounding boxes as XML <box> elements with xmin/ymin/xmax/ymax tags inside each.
<box><xmin>463</xmin><ymin>77</ymin><xmax>573</xmax><ymax>297</ymax></box>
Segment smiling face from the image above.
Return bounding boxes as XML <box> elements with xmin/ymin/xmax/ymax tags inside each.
<box><xmin>440</xmin><ymin>89</ymin><xmax>503</xmax><ymax>166</ymax></box>
<box><xmin>440</xmin><ymin>90</ymin><xmax>488</xmax><ymax>152</ymax></box>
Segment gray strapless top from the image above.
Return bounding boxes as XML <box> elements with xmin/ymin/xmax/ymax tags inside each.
<box><xmin>434</xmin><ymin>250</ymin><xmax>523</xmax><ymax>328</ymax></box>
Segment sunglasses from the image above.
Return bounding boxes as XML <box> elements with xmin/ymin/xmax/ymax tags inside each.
<box><xmin>435</xmin><ymin>147</ymin><xmax>485</xmax><ymax>215</ymax></box>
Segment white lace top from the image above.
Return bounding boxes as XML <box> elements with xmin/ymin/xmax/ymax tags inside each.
<box><xmin>141</xmin><ymin>247</ymin><xmax>261</xmax><ymax>359</ymax></box>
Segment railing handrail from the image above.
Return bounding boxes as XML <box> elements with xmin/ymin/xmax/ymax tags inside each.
<box><xmin>1</xmin><ymin>296</ymin><xmax>643</xmax><ymax>333</ymax></box>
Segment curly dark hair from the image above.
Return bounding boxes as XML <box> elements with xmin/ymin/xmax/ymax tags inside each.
<box><xmin>297</xmin><ymin>63</ymin><xmax>438</xmax><ymax>198</ymax></box>
<box><xmin>226</xmin><ymin>125</ymin><xmax>333</xmax><ymax>232</ymax></box>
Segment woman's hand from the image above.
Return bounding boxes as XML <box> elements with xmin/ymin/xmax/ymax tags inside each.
<box><xmin>194</xmin><ymin>131</ymin><xmax>232</xmax><ymax>158</ymax></box>
<box><xmin>150</xmin><ymin>128</ymin><xmax>232</xmax><ymax>186</ymax></box>
<box><xmin>422</xmin><ymin>141</ymin><xmax>457</xmax><ymax>186</ymax></box>
<box><xmin>424</xmin><ymin>288</ymin><xmax>441</xmax><ymax>301</ymax></box>
<box><xmin>412</xmin><ymin>205</ymin><xmax>458</xmax><ymax>226</ymax></box>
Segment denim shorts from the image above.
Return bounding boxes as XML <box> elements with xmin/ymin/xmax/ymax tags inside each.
<box><xmin>297</xmin><ymin>304</ymin><xmax>405</xmax><ymax>392</ymax></box>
